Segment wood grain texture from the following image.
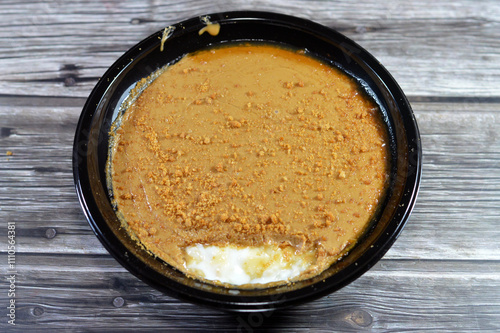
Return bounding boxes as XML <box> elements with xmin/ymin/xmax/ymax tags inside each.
<box><xmin>0</xmin><ymin>0</ymin><xmax>499</xmax><ymax>331</ymax></box>
<box><xmin>1</xmin><ymin>103</ymin><xmax>498</xmax><ymax>259</ymax></box>
<box><xmin>1</xmin><ymin>0</ymin><xmax>500</xmax><ymax>98</ymax></box>
<box><xmin>2</xmin><ymin>255</ymin><xmax>500</xmax><ymax>332</ymax></box>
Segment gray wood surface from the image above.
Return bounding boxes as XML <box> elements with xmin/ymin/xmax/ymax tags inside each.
<box><xmin>1</xmin><ymin>0</ymin><xmax>499</xmax><ymax>331</ymax></box>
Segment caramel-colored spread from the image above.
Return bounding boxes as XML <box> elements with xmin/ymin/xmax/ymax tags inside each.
<box><xmin>109</xmin><ymin>43</ymin><xmax>390</xmax><ymax>287</ymax></box>
<box><xmin>198</xmin><ymin>16</ymin><xmax>221</xmax><ymax>36</ymax></box>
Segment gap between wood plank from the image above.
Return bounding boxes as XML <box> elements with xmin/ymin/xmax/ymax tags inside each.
<box><xmin>2</xmin><ymin>251</ymin><xmax>500</xmax><ymax>265</ymax></box>
<box><xmin>2</xmin><ymin>94</ymin><xmax>500</xmax><ymax>108</ymax></box>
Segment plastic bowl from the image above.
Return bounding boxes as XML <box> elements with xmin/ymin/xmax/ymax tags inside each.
<box><xmin>73</xmin><ymin>11</ymin><xmax>421</xmax><ymax>312</ymax></box>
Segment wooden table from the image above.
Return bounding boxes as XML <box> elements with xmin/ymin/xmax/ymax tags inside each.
<box><xmin>1</xmin><ymin>0</ymin><xmax>499</xmax><ymax>331</ymax></box>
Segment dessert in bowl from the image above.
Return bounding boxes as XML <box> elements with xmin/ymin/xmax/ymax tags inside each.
<box><xmin>73</xmin><ymin>11</ymin><xmax>421</xmax><ymax>311</ymax></box>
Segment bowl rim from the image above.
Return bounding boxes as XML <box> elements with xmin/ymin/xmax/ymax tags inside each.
<box><xmin>73</xmin><ymin>10</ymin><xmax>422</xmax><ymax>312</ymax></box>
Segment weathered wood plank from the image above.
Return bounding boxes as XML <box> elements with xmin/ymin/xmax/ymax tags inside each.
<box><xmin>1</xmin><ymin>102</ymin><xmax>500</xmax><ymax>262</ymax></box>
<box><xmin>1</xmin><ymin>0</ymin><xmax>500</xmax><ymax>330</ymax></box>
<box><xmin>1</xmin><ymin>254</ymin><xmax>499</xmax><ymax>331</ymax></box>
<box><xmin>0</xmin><ymin>0</ymin><xmax>500</xmax><ymax>98</ymax></box>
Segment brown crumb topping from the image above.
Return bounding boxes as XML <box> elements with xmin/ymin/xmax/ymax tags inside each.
<box><xmin>109</xmin><ymin>43</ymin><xmax>390</xmax><ymax>286</ymax></box>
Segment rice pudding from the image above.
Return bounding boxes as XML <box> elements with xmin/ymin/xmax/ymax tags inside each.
<box><xmin>108</xmin><ymin>43</ymin><xmax>390</xmax><ymax>288</ymax></box>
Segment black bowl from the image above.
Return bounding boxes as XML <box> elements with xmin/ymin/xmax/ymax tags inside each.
<box><xmin>73</xmin><ymin>11</ymin><xmax>421</xmax><ymax>312</ymax></box>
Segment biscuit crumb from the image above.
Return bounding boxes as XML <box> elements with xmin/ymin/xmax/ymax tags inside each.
<box><xmin>109</xmin><ymin>43</ymin><xmax>390</xmax><ymax>288</ymax></box>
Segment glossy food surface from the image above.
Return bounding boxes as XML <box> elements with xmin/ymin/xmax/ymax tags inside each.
<box><xmin>109</xmin><ymin>44</ymin><xmax>390</xmax><ymax>287</ymax></box>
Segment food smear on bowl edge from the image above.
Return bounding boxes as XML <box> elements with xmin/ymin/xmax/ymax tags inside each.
<box><xmin>107</xmin><ymin>43</ymin><xmax>390</xmax><ymax>288</ymax></box>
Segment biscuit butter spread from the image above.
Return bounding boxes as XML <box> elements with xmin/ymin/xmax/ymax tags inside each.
<box><xmin>108</xmin><ymin>43</ymin><xmax>390</xmax><ymax>288</ymax></box>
